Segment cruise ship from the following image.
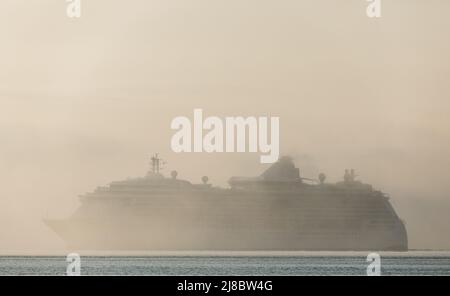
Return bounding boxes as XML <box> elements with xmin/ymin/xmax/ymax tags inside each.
<box><xmin>45</xmin><ymin>155</ymin><xmax>408</xmax><ymax>251</ymax></box>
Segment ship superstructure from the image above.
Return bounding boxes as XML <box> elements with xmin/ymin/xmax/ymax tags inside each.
<box><xmin>45</xmin><ymin>155</ymin><xmax>408</xmax><ymax>251</ymax></box>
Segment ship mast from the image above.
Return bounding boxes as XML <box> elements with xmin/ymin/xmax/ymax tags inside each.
<box><xmin>150</xmin><ymin>153</ymin><xmax>165</xmax><ymax>174</ymax></box>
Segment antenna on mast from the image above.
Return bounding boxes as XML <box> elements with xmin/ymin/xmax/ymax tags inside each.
<box><xmin>150</xmin><ymin>153</ymin><xmax>166</xmax><ymax>174</ymax></box>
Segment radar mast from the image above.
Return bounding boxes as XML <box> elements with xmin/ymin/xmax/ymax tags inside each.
<box><xmin>150</xmin><ymin>153</ymin><xmax>166</xmax><ymax>174</ymax></box>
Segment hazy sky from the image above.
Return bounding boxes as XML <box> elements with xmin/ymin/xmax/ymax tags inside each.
<box><xmin>1</xmin><ymin>0</ymin><xmax>450</xmax><ymax>252</ymax></box>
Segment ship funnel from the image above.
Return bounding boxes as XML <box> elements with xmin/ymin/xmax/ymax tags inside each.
<box><xmin>261</xmin><ymin>156</ymin><xmax>300</xmax><ymax>181</ymax></box>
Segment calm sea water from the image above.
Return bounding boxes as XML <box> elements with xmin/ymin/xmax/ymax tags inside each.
<box><xmin>1</xmin><ymin>252</ymin><xmax>450</xmax><ymax>275</ymax></box>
